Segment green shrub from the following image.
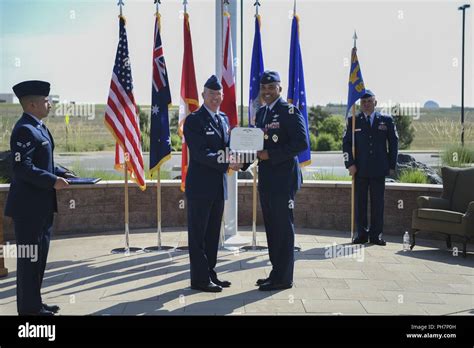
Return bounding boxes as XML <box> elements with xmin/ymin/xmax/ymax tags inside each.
<box><xmin>398</xmin><ymin>169</ymin><xmax>429</xmax><ymax>184</ymax></box>
<box><xmin>441</xmin><ymin>144</ymin><xmax>474</xmax><ymax>167</ymax></box>
<box><xmin>141</xmin><ymin>132</ymin><xmax>150</xmax><ymax>153</ymax></box>
<box><xmin>309</xmin><ymin>132</ymin><xmax>317</xmax><ymax>151</ymax></box>
<box><xmin>391</xmin><ymin>104</ymin><xmax>415</xmax><ymax>149</ymax></box>
<box><xmin>315</xmin><ymin>133</ymin><xmax>337</xmax><ymax>151</ymax></box>
<box><xmin>307</xmin><ymin>105</ymin><xmax>332</xmax><ymax>134</ymax></box>
<box><xmin>0</xmin><ymin>176</ymin><xmax>9</xmax><ymax>184</ymax></box>
<box><xmin>319</xmin><ymin>115</ymin><xmax>345</xmax><ymax>142</ymax></box>
<box><xmin>312</xmin><ymin>172</ymin><xmax>352</xmax><ymax>181</ymax></box>
<box><xmin>171</xmin><ymin>134</ymin><xmax>182</xmax><ymax>151</ymax></box>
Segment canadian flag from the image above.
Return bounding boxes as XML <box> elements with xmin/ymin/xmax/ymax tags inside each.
<box><xmin>221</xmin><ymin>11</ymin><xmax>238</xmax><ymax>128</ymax></box>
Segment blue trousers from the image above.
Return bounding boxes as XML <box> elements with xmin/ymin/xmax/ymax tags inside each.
<box><xmin>355</xmin><ymin>176</ymin><xmax>385</xmax><ymax>240</ymax></box>
<box><xmin>259</xmin><ymin>190</ymin><xmax>295</xmax><ymax>284</ymax></box>
<box><xmin>14</xmin><ymin>214</ymin><xmax>53</xmax><ymax>314</ymax></box>
<box><xmin>187</xmin><ymin>198</ymin><xmax>224</xmax><ymax>285</ymax></box>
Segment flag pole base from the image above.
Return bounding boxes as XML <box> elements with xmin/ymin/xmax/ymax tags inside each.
<box><xmin>219</xmin><ymin>245</ymin><xmax>240</xmax><ymax>252</ymax></box>
<box><xmin>240</xmin><ymin>245</ymin><xmax>268</xmax><ymax>252</ymax></box>
<box><xmin>111</xmin><ymin>247</ymin><xmax>143</xmax><ymax>254</ymax></box>
<box><xmin>144</xmin><ymin>245</ymin><xmax>175</xmax><ymax>253</ymax></box>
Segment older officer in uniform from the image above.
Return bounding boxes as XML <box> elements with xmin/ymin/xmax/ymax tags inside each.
<box><xmin>251</xmin><ymin>71</ymin><xmax>309</xmax><ymax>291</ymax></box>
<box><xmin>342</xmin><ymin>90</ymin><xmax>398</xmax><ymax>246</ymax></box>
<box><xmin>5</xmin><ymin>80</ymin><xmax>73</xmax><ymax>315</ymax></box>
<box><xmin>184</xmin><ymin>75</ymin><xmax>242</xmax><ymax>292</ymax></box>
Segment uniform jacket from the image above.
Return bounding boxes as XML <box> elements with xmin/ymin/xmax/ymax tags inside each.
<box><xmin>184</xmin><ymin>106</ymin><xmax>230</xmax><ymax>200</ymax></box>
<box><xmin>342</xmin><ymin>112</ymin><xmax>399</xmax><ymax>178</ymax></box>
<box><xmin>5</xmin><ymin>113</ymin><xmax>67</xmax><ymax>219</ymax></box>
<box><xmin>254</xmin><ymin>98</ymin><xmax>309</xmax><ymax>193</ymax></box>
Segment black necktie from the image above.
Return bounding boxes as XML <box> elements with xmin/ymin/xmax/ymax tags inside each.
<box><xmin>215</xmin><ymin>114</ymin><xmax>222</xmax><ymax>134</ymax></box>
<box><xmin>262</xmin><ymin>106</ymin><xmax>269</xmax><ymax>126</ymax></box>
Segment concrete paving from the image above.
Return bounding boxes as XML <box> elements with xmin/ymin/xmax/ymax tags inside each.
<box><xmin>0</xmin><ymin>228</ymin><xmax>472</xmax><ymax>316</ymax></box>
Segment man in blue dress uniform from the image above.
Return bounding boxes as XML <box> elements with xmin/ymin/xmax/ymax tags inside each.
<box><xmin>251</xmin><ymin>71</ymin><xmax>309</xmax><ymax>291</ymax></box>
<box><xmin>183</xmin><ymin>75</ymin><xmax>242</xmax><ymax>292</ymax></box>
<box><xmin>5</xmin><ymin>80</ymin><xmax>73</xmax><ymax>315</ymax></box>
<box><xmin>342</xmin><ymin>90</ymin><xmax>399</xmax><ymax>246</ymax></box>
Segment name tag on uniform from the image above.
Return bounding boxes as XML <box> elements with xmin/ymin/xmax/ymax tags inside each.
<box><xmin>41</xmin><ymin>141</ymin><xmax>49</xmax><ymax>146</ymax></box>
<box><xmin>206</xmin><ymin>131</ymin><xmax>215</xmax><ymax>135</ymax></box>
<box><xmin>355</xmin><ymin>128</ymin><xmax>362</xmax><ymax>132</ymax></box>
<box><xmin>266</xmin><ymin>122</ymin><xmax>280</xmax><ymax>129</ymax></box>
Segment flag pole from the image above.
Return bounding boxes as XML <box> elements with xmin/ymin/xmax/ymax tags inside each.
<box><xmin>251</xmin><ymin>165</ymin><xmax>258</xmax><ymax>247</ymax></box>
<box><xmin>175</xmin><ymin>0</ymin><xmax>191</xmax><ymax>252</ymax></box>
<box><xmin>124</xmin><ymin>162</ymin><xmax>130</xmax><ymax>250</ymax></box>
<box><xmin>240</xmin><ymin>163</ymin><xmax>266</xmax><ymax>251</ymax></box>
<box><xmin>112</xmin><ymin>155</ymin><xmax>142</xmax><ymax>253</ymax></box>
<box><xmin>146</xmin><ymin>166</ymin><xmax>173</xmax><ymax>251</ymax></box>
<box><xmin>220</xmin><ymin>0</ymin><xmax>243</xmax><ymax>251</ymax></box>
<box><xmin>350</xmin><ymin>31</ymin><xmax>358</xmax><ymax>242</ymax></box>
<box><xmin>241</xmin><ymin>0</ymin><xmax>267</xmax><ymax>253</ymax></box>
<box><xmin>110</xmin><ymin>1</ymin><xmax>142</xmax><ymax>255</ymax></box>
<box><xmin>144</xmin><ymin>0</ymin><xmax>174</xmax><ymax>253</ymax></box>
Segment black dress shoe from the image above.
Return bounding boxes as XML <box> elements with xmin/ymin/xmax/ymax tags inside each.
<box><xmin>255</xmin><ymin>277</ymin><xmax>270</xmax><ymax>286</ymax></box>
<box><xmin>352</xmin><ymin>236</ymin><xmax>368</xmax><ymax>244</ymax></box>
<box><xmin>191</xmin><ymin>282</ymin><xmax>223</xmax><ymax>293</ymax></box>
<box><xmin>258</xmin><ymin>281</ymin><xmax>293</xmax><ymax>291</ymax></box>
<box><xmin>43</xmin><ymin>303</ymin><xmax>60</xmax><ymax>313</ymax></box>
<box><xmin>211</xmin><ymin>278</ymin><xmax>231</xmax><ymax>288</ymax></box>
<box><xmin>369</xmin><ymin>238</ymin><xmax>387</xmax><ymax>246</ymax></box>
<box><xmin>19</xmin><ymin>308</ymin><xmax>55</xmax><ymax>316</ymax></box>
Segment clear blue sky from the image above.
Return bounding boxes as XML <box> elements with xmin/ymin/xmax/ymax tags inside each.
<box><xmin>1</xmin><ymin>0</ymin><xmax>472</xmax><ymax>108</ymax></box>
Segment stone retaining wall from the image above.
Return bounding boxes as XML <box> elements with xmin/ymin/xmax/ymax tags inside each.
<box><xmin>0</xmin><ymin>181</ymin><xmax>444</xmax><ymax>241</ymax></box>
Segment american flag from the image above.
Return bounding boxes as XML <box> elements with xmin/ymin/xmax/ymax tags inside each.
<box><xmin>105</xmin><ymin>16</ymin><xmax>146</xmax><ymax>190</ymax></box>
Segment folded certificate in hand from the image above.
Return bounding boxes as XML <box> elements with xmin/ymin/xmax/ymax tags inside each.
<box><xmin>66</xmin><ymin>177</ymin><xmax>101</xmax><ymax>185</ymax></box>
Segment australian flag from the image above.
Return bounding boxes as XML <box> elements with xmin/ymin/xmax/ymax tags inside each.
<box><xmin>346</xmin><ymin>47</ymin><xmax>366</xmax><ymax>117</ymax></box>
<box><xmin>248</xmin><ymin>14</ymin><xmax>264</xmax><ymax>127</ymax></box>
<box><xmin>288</xmin><ymin>15</ymin><xmax>311</xmax><ymax>166</ymax></box>
<box><xmin>149</xmin><ymin>15</ymin><xmax>172</xmax><ymax>173</ymax></box>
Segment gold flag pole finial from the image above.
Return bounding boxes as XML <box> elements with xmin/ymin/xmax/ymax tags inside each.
<box><xmin>155</xmin><ymin>0</ymin><xmax>161</xmax><ymax>13</ymax></box>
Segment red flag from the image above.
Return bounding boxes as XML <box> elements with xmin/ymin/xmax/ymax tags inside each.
<box><xmin>178</xmin><ymin>12</ymin><xmax>199</xmax><ymax>192</ymax></box>
<box><xmin>221</xmin><ymin>11</ymin><xmax>238</xmax><ymax>128</ymax></box>
<box><xmin>105</xmin><ymin>16</ymin><xmax>146</xmax><ymax>190</ymax></box>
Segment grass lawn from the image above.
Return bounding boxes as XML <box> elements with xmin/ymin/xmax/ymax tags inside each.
<box><xmin>0</xmin><ymin>103</ymin><xmax>472</xmax><ymax>152</ymax></box>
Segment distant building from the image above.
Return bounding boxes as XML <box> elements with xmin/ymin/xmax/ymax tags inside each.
<box><xmin>0</xmin><ymin>93</ymin><xmax>14</xmax><ymax>103</ymax></box>
<box><xmin>50</xmin><ymin>95</ymin><xmax>60</xmax><ymax>104</ymax></box>
<box><xmin>424</xmin><ymin>100</ymin><xmax>440</xmax><ymax>109</ymax></box>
